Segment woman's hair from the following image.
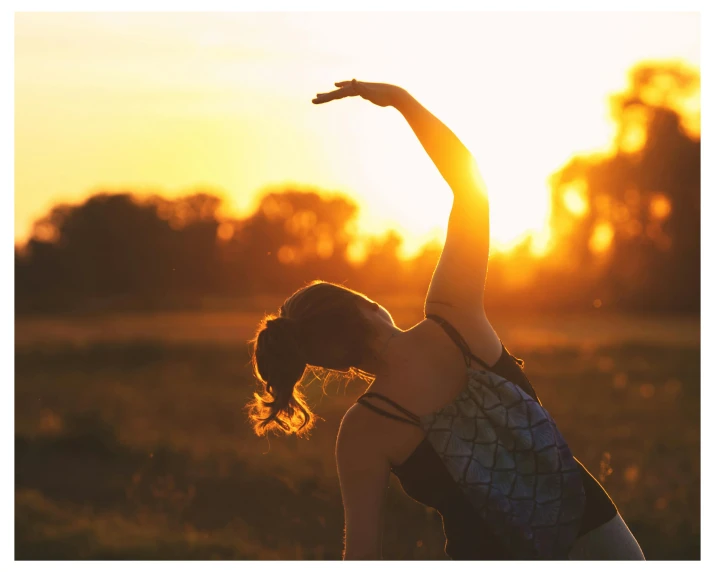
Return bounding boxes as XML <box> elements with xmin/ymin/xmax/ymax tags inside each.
<box><xmin>247</xmin><ymin>280</ymin><xmax>381</xmax><ymax>436</ymax></box>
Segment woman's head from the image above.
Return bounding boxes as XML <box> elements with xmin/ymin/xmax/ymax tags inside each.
<box><xmin>247</xmin><ymin>280</ymin><xmax>394</xmax><ymax>436</ymax></box>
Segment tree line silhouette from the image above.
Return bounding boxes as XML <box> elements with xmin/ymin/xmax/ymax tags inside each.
<box><xmin>15</xmin><ymin>62</ymin><xmax>699</xmax><ymax>314</ymax></box>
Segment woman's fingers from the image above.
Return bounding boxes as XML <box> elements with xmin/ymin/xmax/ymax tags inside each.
<box><xmin>314</xmin><ymin>80</ymin><xmax>396</xmax><ymax>107</ymax></box>
<box><xmin>312</xmin><ymin>85</ymin><xmax>357</xmax><ymax>104</ymax></box>
<box><xmin>312</xmin><ymin>90</ymin><xmax>344</xmax><ymax>104</ymax></box>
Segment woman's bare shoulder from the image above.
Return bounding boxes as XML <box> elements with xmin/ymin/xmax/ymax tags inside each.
<box><xmin>336</xmin><ymin>403</ymin><xmax>393</xmax><ymax>462</ymax></box>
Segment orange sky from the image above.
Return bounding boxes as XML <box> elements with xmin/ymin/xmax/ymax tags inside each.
<box><xmin>15</xmin><ymin>12</ymin><xmax>699</xmax><ymax>257</ymax></box>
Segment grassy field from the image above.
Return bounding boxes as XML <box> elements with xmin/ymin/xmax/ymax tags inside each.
<box><xmin>15</xmin><ymin>303</ymin><xmax>700</xmax><ymax>560</ymax></box>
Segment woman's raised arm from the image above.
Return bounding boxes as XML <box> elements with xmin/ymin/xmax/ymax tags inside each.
<box><xmin>314</xmin><ymin>81</ymin><xmax>491</xmax><ymax>319</ymax></box>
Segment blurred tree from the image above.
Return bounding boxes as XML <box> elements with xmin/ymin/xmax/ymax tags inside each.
<box><xmin>16</xmin><ymin>192</ymin><xmax>222</xmax><ymax>312</ymax></box>
<box><xmin>220</xmin><ymin>189</ymin><xmax>360</xmax><ymax>296</ymax></box>
<box><xmin>549</xmin><ymin>62</ymin><xmax>700</xmax><ymax>311</ymax></box>
<box><xmin>351</xmin><ymin>229</ymin><xmax>406</xmax><ymax>296</ymax></box>
<box><xmin>15</xmin><ymin>189</ymin><xmax>365</xmax><ymax>312</ymax></box>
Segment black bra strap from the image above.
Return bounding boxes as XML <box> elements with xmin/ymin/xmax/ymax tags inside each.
<box><xmin>357</xmin><ymin>392</ymin><xmax>422</xmax><ymax>427</ymax></box>
<box><xmin>356</xmin><ymin>400</ymin><xmax>422</xmax><ymax>428</ymax></box>
<box><xmin>425</xmin><ymin>313</ymin><xmax>492</xmax><ymax>370</ymax></box>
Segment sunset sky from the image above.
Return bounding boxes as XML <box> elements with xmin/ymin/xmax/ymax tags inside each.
<box><xmin>15</xmin><ymin>12</ymin><xmax>699</xmax><ymax>257</ymax></box>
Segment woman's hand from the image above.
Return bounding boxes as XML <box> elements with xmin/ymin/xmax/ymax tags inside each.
<box><xmin>312</xmin><ymin>80</ymin><xmax>407</xmax><ymax>108</ymax></box>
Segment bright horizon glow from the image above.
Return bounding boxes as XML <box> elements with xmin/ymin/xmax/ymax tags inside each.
<box><xmin>15</xmin><ymin>12</ymin><xmax>699</xmax><ymax>258</ymax></box>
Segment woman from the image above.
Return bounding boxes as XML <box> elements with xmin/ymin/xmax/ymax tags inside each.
<box><xmin>248</xmin><ymin>80</ymin><xmax>644</xmax><ymax>560</ymax></box>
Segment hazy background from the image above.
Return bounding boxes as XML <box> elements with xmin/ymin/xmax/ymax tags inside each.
<box><xmin>14</xmin><ymin>11</ymin><xmax>700</xmax><ymax>560</ymax></box>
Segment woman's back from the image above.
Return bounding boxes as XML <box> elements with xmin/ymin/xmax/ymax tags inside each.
<box><xmin>352</xmin><ymin>312</ymin><xmax>503</xmax><ymax>424</ymax></box>
<box><xmin>340</xmin><ymin>314</ymin><xmax>493</xmax><ymax>468</ymax></box>
<box><xmin>346</xmin><ymin>313</ymin><xmax>619</xmax><ymax>559</ymax></box>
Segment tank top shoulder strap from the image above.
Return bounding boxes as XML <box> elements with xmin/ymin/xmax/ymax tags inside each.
<box><xmin>425</xmin><ymin>313</ymin><xmax>492</xmax><ymax>370</ymax></box>
<box><xmin>356</xmin><ymin>392</ymin><xmax>422</xmax><ymax>428</ymax></box>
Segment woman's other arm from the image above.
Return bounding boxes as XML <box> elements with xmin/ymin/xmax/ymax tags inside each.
<box><xmin>335</xmin><ymin>406</ymin><xmax>390</xmax><ymax>560</ymax></box>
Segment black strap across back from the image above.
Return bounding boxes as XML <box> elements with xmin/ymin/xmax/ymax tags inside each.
<box><xmin>356</xmin><ymin>392</ymin><xmax>422</xmax><ymax>427</ymax></box>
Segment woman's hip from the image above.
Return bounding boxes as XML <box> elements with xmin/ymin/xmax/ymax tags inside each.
<box><xmin>568</xmin><ymin>512</ymin><xmax>645</xmax><ymax>560</ymax></box>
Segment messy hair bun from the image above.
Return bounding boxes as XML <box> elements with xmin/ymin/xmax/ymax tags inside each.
<box><xmin>247</xmin><ymin>280</ymin><xmax>381</xmax><ymax>436</ymax></box>
<box><xmin>249</xmin><ymin>316</ymin><xmax>311</xmax><ymax>435</ymax></box>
